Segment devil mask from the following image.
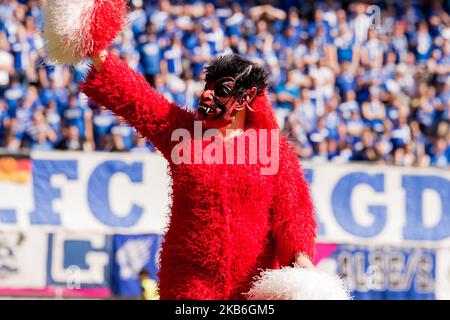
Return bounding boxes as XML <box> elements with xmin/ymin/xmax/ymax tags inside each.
<box><xmin>197</xmin><ymin>55</ymin><xmax>269</xmax><ymax>129</ymax></box>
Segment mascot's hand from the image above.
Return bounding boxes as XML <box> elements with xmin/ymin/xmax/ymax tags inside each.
<box><xmin>91</xmin><ymin>49</ymin><xmax>108</xmax><ymax>71</ymax></box>
<box><xmin>294</xmin><ymin>252</ymin><xmax>314</xmax><ymax>269</ymax></box>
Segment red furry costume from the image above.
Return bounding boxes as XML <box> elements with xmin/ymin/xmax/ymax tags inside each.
<box><xmin>81</xmin><ymin>53</ymin><xmax>317</xmax><ymax>299</ymax></box>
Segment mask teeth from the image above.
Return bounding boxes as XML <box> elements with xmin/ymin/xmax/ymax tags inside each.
<box><xmin>200</xmin><ymin>105</ymin><xmax>215</xmax><ymax>114</ymax></box>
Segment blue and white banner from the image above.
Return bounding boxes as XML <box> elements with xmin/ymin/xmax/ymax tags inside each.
<box><xmin>303</xmin><ymin>163</ymin><xmax>450</xmax><ymax>245</ymax></box>
<box><xmin>0</xmin><ymin>231</ymin><xmax>47</xmax><ymax>288</ymax></box>
<box><xmin>1</xmin><ymin>152</ymin><xmax>449</xmax><ymax>246</ymax></box>
<box><xmin>111</xmin><ymin>234</ymin><xmax>162</xmax><ymax>298</ymax></box>
<box><xmin>0</xmin><ymin>231</ymin><xmax>112</xmax><ymax>297</ymax></box>
<box><xmin>0</xmin><ymin>151</ymin><xmax>170</xmax><ymax>234</ymax></box>
<box><xmin>46</xmin><ymin>232</ymin><xmax>112</xmax><ymax>289</ymax></box>
<box><xmin>315</xmin><ymin>244</ymin><xmax>437</xmax><ymax>300</ymax></box>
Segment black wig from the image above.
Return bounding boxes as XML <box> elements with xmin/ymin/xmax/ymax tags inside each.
<box><xmin>204</xmin><ymin>54</ymin><xmax>270</xmax><ymax>98</ymax></box>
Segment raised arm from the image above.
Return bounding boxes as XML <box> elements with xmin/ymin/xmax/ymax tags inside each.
<box><xmin>80</xmin><ymin>50</ymin><xmax>194</xmax><ymax>157</ymax></box>
<box><xmin>271</xmin><ymin>139</ymin><xmax>317</xmax><ymax>267</ymax></box>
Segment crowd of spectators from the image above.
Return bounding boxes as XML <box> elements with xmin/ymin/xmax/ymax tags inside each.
<box><xmin>0</xmin><ymin>0</ymin><xmax>449</xmax><ymax>167</ymax></box>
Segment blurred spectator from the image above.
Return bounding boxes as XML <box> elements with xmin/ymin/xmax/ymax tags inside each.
<box><xmin>131</xmin><ymin>136</ymin><xmax>153</xmax><ymax>153</ymax></box>
<box><xmin>0</xmin><ymin>32</ymin><xmax>14</xmax><ymax>94</ymax></box>
<box><xmin>289</xmin><ymin>87</ymin><xmax>318</xmax><ymax>136</ymax></box>
<box><xmin>92</xmin><ymin>107</ymin><xmax>116</xmax><ymax>151</ymax></box>
<box><xmin>62</xmin><ymin>94</ymin><xmax>93</xmax><ymax>148</ymax></box>
<box><xmin>56</xmin><ymin>125</ymin><xmax>86</xmax><ymax>151</ymax></box>
<box><xmin>275</xmin><ymin>70</ymin><xmax>300</xmax><ymax>127</ymax></box>
<box><xmin>430</xmin><ymin>137</ymin><xmax>450</xmax><ymax>167</ymax></box>
<box><xmin>361</xmin><ymin>87</ymin><xmax>386</xmax><ymax>134</ymax></box>
<box><xmin>28</xmin><ymin>108</ymin><xmax>57</xmax><ymax>150</ymax></box>
<box><xmin>353</xmin><ymin>127</ymin><xmax>377</xmax><ymax>162</ymax></box>
<box><xmin>138</xmin><ymin>269</ymin><xmax>159</xmax><ymax>300</ymax></box>
<box><xmin>0</xmin><ymin>99</ymin><xmax>11</xmax><ymax>146</ymax></box>
<box><xmin>110</xmin><ymin>117</ymin><xmax>136</xmax><ymax>152</ymax></box>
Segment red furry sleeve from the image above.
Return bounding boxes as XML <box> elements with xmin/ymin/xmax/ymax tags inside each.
<box><xmin>271</xmin><ymin>139</ymin><xmax>317</xmax><ymax>267</ymax></box>
<box><xmin>80</xmin><ymin>52</ymin><xmax>194</xmax><ymax>156</ymax></box>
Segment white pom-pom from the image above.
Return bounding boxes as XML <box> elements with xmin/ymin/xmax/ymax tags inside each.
<box><xmin>245</xmin><ymin>267</ymin><xmax>352</xmax><ymax>300</ymax></box>
<box><xmin>43</xmin><ymin>0</ymin><xmax>96</xmax><ymax>64</ymax></box>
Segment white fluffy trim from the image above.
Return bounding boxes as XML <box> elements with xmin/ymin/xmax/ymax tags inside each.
<box><xmin>245</xmin><ymin>267</ymin><xmax>352</xmax><ymax>300</ymax></box>
<box><xmin>43</xmin><ymin>0</ymin><xmax>96</xmax><ymax>64</ymax></box>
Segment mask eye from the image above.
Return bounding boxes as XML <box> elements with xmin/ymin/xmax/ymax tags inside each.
<box><xmin>214</xmin><ymin>83</ymin><xmax>233</xmax><ymax>98</ymax></box>
<box><xmin>213</xmin><ymin>77</ymin><xmax>235</xmax><ymax>98</ymax></box>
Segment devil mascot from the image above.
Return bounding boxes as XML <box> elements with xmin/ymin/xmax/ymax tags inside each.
<box><xmin>43</xmin><ymin>0</ymin><xmax>350</xmax><ymax>300</ymax></box>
